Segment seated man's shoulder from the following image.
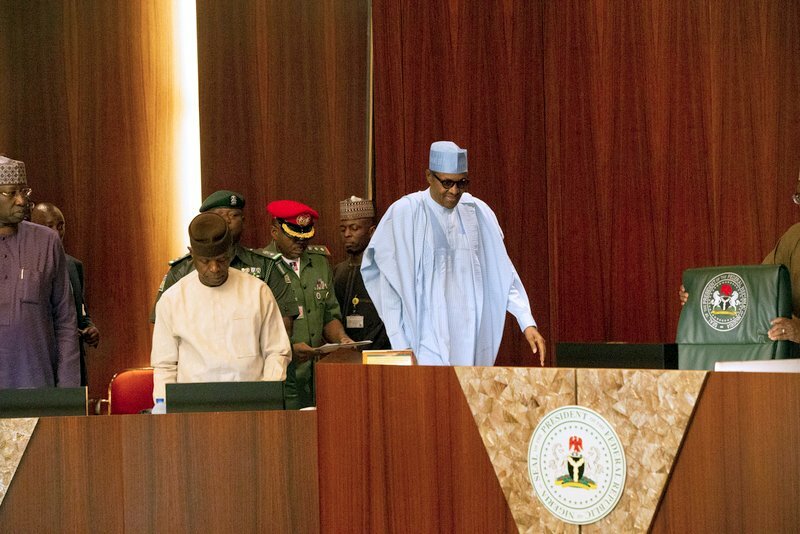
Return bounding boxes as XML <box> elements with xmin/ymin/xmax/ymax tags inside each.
<box><xmin>780</xmin><ymin>222</ymin><xmax>800</xmax><ymax>240</ymax></box>
<box><xmin>229</xmin><ymin>266</ymin><xmax>259</xmax><ymax>281</ymax></box>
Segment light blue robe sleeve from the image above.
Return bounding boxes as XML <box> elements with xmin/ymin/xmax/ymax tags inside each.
<box><xmin>508</xmin><ymin>267</ymin><xmax>537</xmax><ymax>331</ymax></box>
<box><xmin>473</xmin><ymin>197</ymin><xmax>537</xmax><ymax>332</ymax></box>
<box><xmin>361</xmin><ymin>196</ymin><xmax>423</xmax><ymax>351</ymax></box>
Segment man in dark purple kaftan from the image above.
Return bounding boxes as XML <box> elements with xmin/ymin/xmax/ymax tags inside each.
<box><xmin>0</xmin><ymin>156</ymin><xmax>79</xmax><ymax>388</ymax></box>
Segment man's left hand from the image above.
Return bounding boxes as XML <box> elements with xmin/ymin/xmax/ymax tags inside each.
<box><xmin>80</xmin><ymin>326</ymin><xmax>100</xmax><ymax>348</ymax></box>
<box><xmin>768</xmin><ymin>316</ymin><xmax>800</xmax><ymax>343</ymax></box>
<box><xmin>523</xmin><ymin>326</ymin><xmax>546</xmax><ymax>366</ymax></box>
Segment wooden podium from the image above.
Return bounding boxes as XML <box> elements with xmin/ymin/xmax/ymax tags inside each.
<box><xmin>315</xmin><ymin>364</ymin><xmax>800</xmax><ymax>533</ymax></box>
<box><xmin>1</xmin><ymin>362</ymin><xmax>798</xmax><ymax>532</ymax></box>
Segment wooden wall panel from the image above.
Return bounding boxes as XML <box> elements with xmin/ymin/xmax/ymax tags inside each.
<box><xmin>196</xmin><ymin>0</ymin><xmax>370</xmax><ymax>261</ymax></box>
<box><xmin>1</xmin><ymin>0</ymin><xmax>798</xmax><ymax>396</ymax></box>
<box><xmin>0</xmin><ymin>0</ymin><xmax>181</xmax><ymax>397</ymax></box>
<box><xmin>543</xmin><ymin>1</ymin><xmax>800</xmax><ymax>344</ymax></box>
<box><xmin>373</xmin><ymin>0</ymin><xmax>800</xmax><ymax>358</ymax></box>
<box><xmin>372</xmin><ymin>0</ymin><xmax>551</xmax><ymax>366</ymax></box>
<box><xmin>0</xmin><ymin>0</ymin><xmax>369</xmax><ymax>399</ymax></box>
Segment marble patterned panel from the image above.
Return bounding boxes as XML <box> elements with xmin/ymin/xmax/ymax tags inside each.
<box><xmin>0</xmin><ymin>418</ymin><xmax>38</xmax><ymax>508</ymax></box>
<box><xmin>455</xmin><ymin>367</ymin><xmax>579</xmax><ymax>534</ymax></box>
<box><xmin>577</xmin><ymin>369</ymin><xmax>707</xmax><ymax>533</ymax></box>
<box><xmin>456</xmin><ymin>368</ymin><xmax>708</xmax><ymax>534</ymax></box>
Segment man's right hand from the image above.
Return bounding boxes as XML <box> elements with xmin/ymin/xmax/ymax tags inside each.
<box><xmin>679</xmin><ymin>285</ymin><xmax>689</xmax><ymax>306</ymax></box>
<box><xmin>292</xmin><ymin>342</ymin><xmax>317</xmax><ymax>363</ymax></box>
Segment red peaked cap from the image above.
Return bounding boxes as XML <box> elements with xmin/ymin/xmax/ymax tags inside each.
<box><xmin>267</xmin><ymin>200</ymin><xmax>319</xmax><ymax>239</ymax></box>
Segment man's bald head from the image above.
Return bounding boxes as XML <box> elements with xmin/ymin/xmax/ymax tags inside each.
<box><xmin>31</xmin><ymin>202</ymin><xmax>65</xmax><ymax>241</ymax></box>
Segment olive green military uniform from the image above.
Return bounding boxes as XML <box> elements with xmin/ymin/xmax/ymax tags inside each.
<box><xmin>150</xmin><ymin>243</ymin><xmax>299</xmax><ymax>322</ymax></box>
<box><xmin>262</xmin><ymin>241</ymin><xmax>342</xmax><ymax>409</ymax></box>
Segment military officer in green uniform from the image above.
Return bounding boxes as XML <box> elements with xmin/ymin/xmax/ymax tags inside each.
<box><xmin>151</xmin><ymin>190</ymin><xmax>299</xmax><ymax>331</ymax></box>
<box><xmin>263</xmin><ymin>200</ymin><xmax>353</xmax><ymax>409</ymax></box>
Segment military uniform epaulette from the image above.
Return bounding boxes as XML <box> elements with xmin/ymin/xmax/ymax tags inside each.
<box><xmin>306</xmin><ymin>244</ymin><xmax>331</xmax><ymax>256</ymax></box>
<box><xmin>246</xmin><ymin>246</ymin><xmax>277</xmax><ymax>260</ymax></box>
<box><xmin>258</xmin><ymin>247</ymin><xmax>283</xmax><ymax>260</ymax></box>
<box><xmin>168</xmin><ymin>252</ymin><xmax>191</xmax><ymax>266</ymax></box>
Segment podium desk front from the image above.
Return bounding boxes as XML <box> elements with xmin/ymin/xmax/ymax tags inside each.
<box><xmin>316</xmin><ymin>365</ymin><xmax>800</xmax><ymax>533</ymax></box>
<box><xmin>0</xmin><ymin>411</ymin><xmax>318</xmax><ymax>533</ymax></box>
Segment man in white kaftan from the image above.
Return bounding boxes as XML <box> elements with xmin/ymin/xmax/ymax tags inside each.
<box><xmin>151</xmin><ymin>213</ymin><xmax>292</xmax><ymax>402</ymax></box>
<box><xmin>361</xmin><ymin>141</ymin><xmax>546</xmax><ymax>366</ymax></box>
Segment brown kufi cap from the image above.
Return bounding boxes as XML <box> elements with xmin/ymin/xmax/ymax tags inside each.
<box><xmin>189</xmin><ymin>212</ymin><xmax>232</xmax><ymax>257</ymax></box>
<box><xmin>0</xmin><ymin>156</ymin><xmax>27</xmax><ymax>186</ymax></box>
<box><xmin>339</xmin><ymin>196</ymin><xmax>375</xmax><ymax>221</ymax></box>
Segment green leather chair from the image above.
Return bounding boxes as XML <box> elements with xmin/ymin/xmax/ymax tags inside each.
<box><xmin>676</xmin><ymin>265</ymin><xmax>792</xmax><ymax>370</ymax></box>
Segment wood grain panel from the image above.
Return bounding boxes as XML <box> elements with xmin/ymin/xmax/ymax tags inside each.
<box><xmin>372</xmin><ymin>0</ymin><xmax>551</xmax><ymax>365</ymax></box>
<box><xmin>0</xmin><ymin>0</ymin><xmax>183</xmax><ymax>397</ymax></box>
<box><xmin>373</xmin><ymin>1</ymin><xmax>800</xmax><ymax>358</ymax></box>
<box><xmin>544</xmin><ymin>1</ymin><xmax>800</xmax><ymax>345</ymax></box>
<box><xmin>196</xmin><ymin>0</ymin><xmax>370</xmax><ymax>264</ymax></box>
<box><xmin>0</xmin><ymin>412</ymin><xmax>319</xmax><ymax>533</ymax></box>
<box><xmin>651</xmin><ymin>372</ymin><xmax>800</xmax><ymax>532</ymax></box>
<box><xmin>0</xmin><ymin>0</ymin><xmax>370</xmax><ymax>400</ymax></box>
<box><xmin>316</xmin><ymin>363</ymin><xmax>518</xmax><ymax>533</ymax></box>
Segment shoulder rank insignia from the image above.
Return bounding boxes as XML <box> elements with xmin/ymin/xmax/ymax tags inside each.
<box><xmin>307</xmin><ymin>244</ymin><xmax>331</xmax><ymax>256</ymax></box>
<box><xmin>247</xmin><ymin>247</ymin><xmax>271</xmax><ymax>259</ymax></box>
<box><xmin>260</xmin><ymin>248</ymin><xmax>283</xmax><ymax>260</ymax></box>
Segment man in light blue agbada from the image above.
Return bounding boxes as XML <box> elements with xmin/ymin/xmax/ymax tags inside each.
<box><xmin>361</xmin><ymin>141</ymin><xmax>546</xmax><ymax>366</ymax></box>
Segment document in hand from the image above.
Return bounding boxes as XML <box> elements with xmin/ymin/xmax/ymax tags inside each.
<box><xmin>314</xmin><ymin>340</ymin><xmax>373</xmax><ymax>354</ymax></box>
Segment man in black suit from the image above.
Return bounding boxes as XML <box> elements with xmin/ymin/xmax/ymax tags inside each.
<box><xmin>31</xmin><ymin>202</ymin><xmax>100</xmax><ymax>386</ymax></box>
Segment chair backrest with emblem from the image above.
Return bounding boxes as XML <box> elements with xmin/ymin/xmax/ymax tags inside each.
<box><xmin>677</xmin><ymin>265</ymin><xmax>792</xmax><ymax>369</ymax></box>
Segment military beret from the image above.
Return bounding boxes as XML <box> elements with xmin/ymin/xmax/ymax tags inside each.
<box><xmin>189</xmin><ymin>212</ymin><xmax>232</xmax><ymax>257</ymax></box>
<box><xmin>199</xmin><ymin>190</ymin><xmax>245</xmax><ymax>212</ymax></box>
<box><xmin>0</xmin><ymin>156</ymin><xmax>27</xmax><ymax>186</ymax></box>
<box><xmin>267</xmin><ymin>200</ymin><xmax>318</xmax><ymax>239</ymax></box>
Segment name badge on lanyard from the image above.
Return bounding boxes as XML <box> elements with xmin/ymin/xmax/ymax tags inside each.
<box><xmin>346</xmin><ymin>315</ymin><xmax>364</xmax><ymax>329</ymax></box>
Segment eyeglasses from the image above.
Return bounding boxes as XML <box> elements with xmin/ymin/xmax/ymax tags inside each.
<box><xmin>0</xmin><ymin>187</ymin><xmax>32</xmax><ymax>200</ymax></box>
<box><xmin>431</xmin><ymin>172</ymin><xmax>470</xmax><ymax>190</ymax></box>
<box><xmin>794</xmin><ymin>193</ymin><xmax>800</xmax><ymax>205</ymax></box>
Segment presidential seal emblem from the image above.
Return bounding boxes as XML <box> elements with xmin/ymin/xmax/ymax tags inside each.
<box><xmin>700</xmin><ymin>272</ymin><xmax>748</xmax><ymax>331</ymax></box>
<box><xmin>528</xmin><ymin>406</ymin><xmax>626</xmax><ymax>525</ymax></box>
